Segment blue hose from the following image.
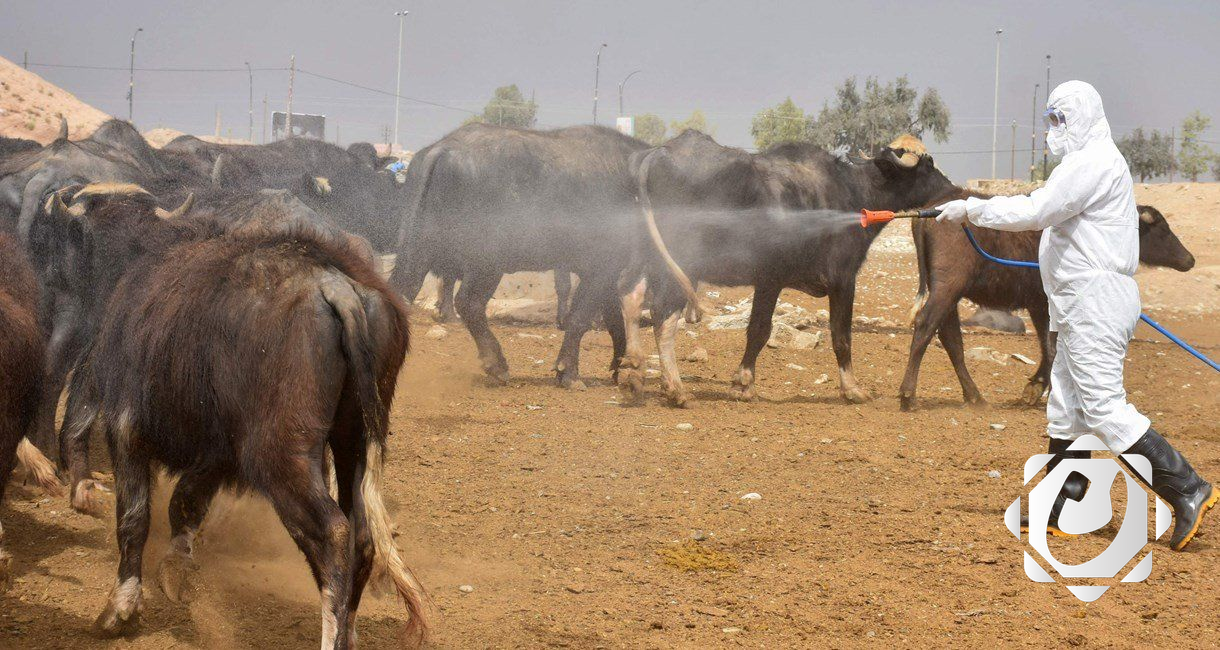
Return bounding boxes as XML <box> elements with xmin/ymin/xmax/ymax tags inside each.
<box><xmin>960</xmin><ymin>224</ymin><xmax>1220</xmax><ymax>373</ymax></box>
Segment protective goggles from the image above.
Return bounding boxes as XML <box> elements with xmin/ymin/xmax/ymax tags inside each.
<box><xmin>1043</xmin><ymin>107</ymin><xmax>1067</xmax><ymax>128</ymax></box>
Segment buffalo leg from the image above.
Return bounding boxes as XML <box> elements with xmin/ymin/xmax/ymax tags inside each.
<box><xmin>616</xmin><ymin>276</ymin><xmax>649</xmax><ymax>402</ymax></box>
<box><xmin>60</xmin><ymin>383</ymin><xmax>109</xmax><ymax>516</ymax></box>
<box><xmin>731</xmin><ymin>283</ymin><xmax>782</xmax><ymax>401</ymax></box>
<box><xmin>388</xmin><ymin>254</ymin><xmax>430</xmax><ymax>306</ymax></box>
<box><xmin>937</xmin><ymin>307</ymin><xmax>985</xmax><ymax>407</ymax></box>
<box><xmin>0</xmin><ymin>408</ymin><xmax>23</xmax><ymax>593</ymax></box>
<box><xmin>827</xmin><ymin>280</ymin><xmax>869</xmax><ymax>403</ymax></box>
<box><xmin>554</xmin><ymin>268</ymin><xmax>572</xmax><ymax>330</ymax></box>
<box><xmin>31</xmin><ymin>299</ymin><xmax>85</xmax><ymax>455</ymax></box>
<box><xmin>330</xmin><ymin>420</ymin><xmax>374</xmax><ymax>647</ymax></box>
<box><xmin>456</xmin><ymin>271</ymin><xmax>509</xmax><ymax>384</ymax></box>
<box><xmin>899</xmin><ymin>290</ymin><xmax>955</xmax><ymax>411</ymax></box>
<box><xmin>435</xmin><ymin>275</ymin><xmax>460</xmax><ymax>323</ymax></box>
<box><xmin>554</xmin><ymin>274</ymin><xmax>614</xmax><ymax>390</ymax></box>
<box><xmin>601</xmin><ymin>292</ymin><xmax>627</xmax><ymax>379</ymax></box>
<box><xmin>156</xmin><ymin>469</ymin><xmax>224</xmax><ymax>603</ymax></box>
<box><xmin>653</xmin><ymin>301</ymin><xmax>690</xmax><ymax>408</ymax></box>
<box><xmin>1022</xmin><ymin>301</ymin><xmax>1053</xmax><ymax>405</ymax></box>
<box><xmin>95</xmin><ymin>423</ymin><xmax>150</xmax><ymax>637</ymax></box>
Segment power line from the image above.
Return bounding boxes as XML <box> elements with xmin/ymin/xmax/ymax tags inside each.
<box><xmin>295</xmin><ymin>68</ymin><xmax>479</xmax><ymax>116</ymax></box>
<box><xmin>29</xmin><ymin>61</ymin><xmax>287</xmax><ymax>73</ymax></box>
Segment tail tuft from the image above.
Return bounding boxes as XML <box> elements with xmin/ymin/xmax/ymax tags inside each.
<box><xmin>363</xmin><ymin>441</ymin><xmax>430</xmax><ymax>645</ymax></box>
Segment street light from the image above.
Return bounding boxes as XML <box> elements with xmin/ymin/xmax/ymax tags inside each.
<box><xmin>592</xmin><ymin>43</ymin><xmax>607</xmax><ymax>124</ymax></box>
<box><xmin>245</xmin><ymin>61</ymin><xmax>254</xmax><ymax>143</ymax></box>
<box><xmin>990</xmin><ymin>28</ymin><xmax>1003</xmax><ymax>179</ymax></box>
<box><xmin>618</xmin><ymin>69</ymin><xmax>641</xmax><ymax>117</ymax></box>
<box><xmin>127</xmin><ymin>27</ymin><xmax>143</xmax><ymax>122</ymax></box>
<box><xmin>1030</xmin><ymin>83</ymin><xmax>1039</xmax><ymax>181</ymax></box>
<box><xmin>393</xmin><ymin>9</ymin><xmax>409</xmax><ymax>151</ymax></box>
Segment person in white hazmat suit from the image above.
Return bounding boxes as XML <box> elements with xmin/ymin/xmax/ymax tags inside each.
<box><xmin>936</xmin><ymin>80</ymin><xmax>1217</xmax><ymax>550</ymax></box>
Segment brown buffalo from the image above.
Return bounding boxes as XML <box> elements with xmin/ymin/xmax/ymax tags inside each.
<box><xmin>901</xmin><ymin>200</ymin><xmax>1196</xmax><ymax>410</ymax></box>
<box><xmin>45</xmin><ymin>184</ymin><xmax>427</xmax><ymax>646</ymax></box>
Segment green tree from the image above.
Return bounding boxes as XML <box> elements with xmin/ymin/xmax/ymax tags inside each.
<box><xmin>464</xmin><ymin>84</ymin><xmax>538</xmax><ymax>128</ymax></box>
<box><xmin>806</xmin><ymin>76</ymin><xmax>951</xmax><ymax>153</ymax></box>
<box><xmin>633</xmin><ymin>113</ymin><xmax>666</xmax><ymax>145</ymax></box>
<box><xmin>670</xmin><ymin>109</ymin><xmax>711</xmax><ymax>136</ymax></box>
<box><xmin>1177</xmin><ymin>111</ymin><xmax>1214</xmax><ymax>182</ymax></box>
<box><xmin>1032</xmin><ymin>156</ymin><xmax>1061</xmax><ymax>182</ymax></box>
<box><xmin>1212</xmin><ymin>154</ymin><xmax>1220</xmax><ymax>182</ymax></box>
<box><xmin>1117</xmin><ymin>128</ymin><xmax>1175</xmax><ymax>182</ymax></box>
<box><xmin>750</xmin><ymin>97</ymin><xmax>806</xmax><ymax>150</ymax></box>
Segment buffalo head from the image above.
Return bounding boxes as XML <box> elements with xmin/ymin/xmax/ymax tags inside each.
<box><xmin>1137</xmin><ymin>205</ymin><xmax>1195</xmax><ymax>272</ymax></box>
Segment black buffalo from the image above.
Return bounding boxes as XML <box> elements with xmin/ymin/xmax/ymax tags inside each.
<box><xmin>391</xmin><ymin>123</ymin><xmax>648</xmax><ymax>388</ymax></box>
<box><xmin>619</xmin><ymin>131</ymin><xmax>957</xmax><ymax>406</ymax></box>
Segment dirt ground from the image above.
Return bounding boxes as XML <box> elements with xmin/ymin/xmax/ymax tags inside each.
<box><xmin>3</xmin><ymin>184</ymin><xmax>1219</xmax><ymax>649</ymax></box>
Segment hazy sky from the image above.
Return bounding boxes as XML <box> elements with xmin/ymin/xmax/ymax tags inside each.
<box><xmin>3</xmin><ymin>0</ymin><xmax>1217</xmax><ymax>181</ymax></box>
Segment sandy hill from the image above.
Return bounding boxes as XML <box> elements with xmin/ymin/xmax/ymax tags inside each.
<box><xmin>0</xmin><ymin>54</ymin><xmax>110</xmax><ymax>142</ymax></box>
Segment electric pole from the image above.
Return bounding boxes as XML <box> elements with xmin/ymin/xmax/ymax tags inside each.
<box><xmin>127</xmin><ymin>27</ymin><xmax>143</xmax><ymax>122</ymax></box>
<box><xmin>592</xmin><ymin>43</ymin><xmax>607</xmax><ymax>124</ymax></box>
<box><xmin>1010</xmin><ymin>120</ymin><xmax>1017</xmax><ymax>180</ymax></box>
<box><xmin>285</xmin><ymin>55</ymin><xmax>295</xmax><ymax>140</ymax></box>
<box><xmin>245</xmin><ymin>61</ymin><xmax>254</xmax><ymax>143</ymax></box>
<box><xmin>1030</xmin><ymin>83</ymin><xmax>1039</xmax><ymax>181</ymax></box>
<box><xmin>1042</xmin><ymin>55</ymin><xmax>1051</xmax><ymax>179</ymax></box>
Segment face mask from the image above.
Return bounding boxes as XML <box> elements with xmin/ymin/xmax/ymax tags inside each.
<box><xmin>1047</xmin><ymin>125</ymin><xmax>1068</xmax><ymax>156</ymax></box>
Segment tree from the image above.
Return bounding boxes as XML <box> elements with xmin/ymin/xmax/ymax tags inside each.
<box><xmin>1212</xmin><ymin>154</ymin><xmax>1220</xmax><ymax>182</ymax></box>
<box><xmin>1117</xmin><ymin>128</ymin><xmax>1175</xmax><ymax>182</ymax></box>
<box><xmin>1177</xmin><ymin>111</ymin><xmax>1214</xmax><ymax>182</ymax></box>
<box><xmin>750</xmin><ymin>97</ymin><xmax>806</xmax><ymax>150</ymax></box>
<box><xmin>670</xmin><ymin>109</ymin><xmax>711</xmax><ymax>136</ymax></box>
<box><xmin>806</xmin><ymin>76</ymin><xmax>951</xmax><ymax>153</ymax></box>
<box><xmin>464</xmin><ymin>84</ymin><xmax>538</xmax><ymax>128</ymax></box>
<box><xmin>633</xmin><ymin>113</ymin><xmax>666</xmax><ymax>145</ymax></box>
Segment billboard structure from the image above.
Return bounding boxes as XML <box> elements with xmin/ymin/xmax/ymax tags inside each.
<box><xmin>271</xmin><ymin>111</ymin><xmax>326</xmax><ymax>141</ymax></box>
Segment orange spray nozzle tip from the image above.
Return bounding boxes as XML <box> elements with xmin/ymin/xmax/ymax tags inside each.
<box><xmin>860</xmin><ymin>209</ymin><xmax>896</xmax><ymax>227</ymax></box>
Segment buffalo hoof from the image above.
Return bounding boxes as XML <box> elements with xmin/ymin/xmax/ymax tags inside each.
<box><xmin>617</xmin><ymin>368</ymin><xmax>645</xmax><ymax>403</ymax></box>
<box><xmin>1021</xmin><ymin>380</ymin><xmax>1047</xmax><ymax>406</ymax></box>
<box><xmin>481</xmin><ymin>362</ymin><xmax>511</xmax><ymax>386</ymax></box>
<box><xmin>156</xmin><ymin>552</ymin><xmax>197</xmax><ymax>604</ymax></box>
<box><xmin>71</xmin><ymin>479</ymin><xmax>113</xmax><ymax>518</ymax></box>
<box><xmin>562</xmin><ymin>378</ymin><xmax>587</xmax><ymax>391</ymax></box>
<box><xmin>0</xmin><ymin>549</ymin><xmax>11</xmax><ymax>595</ymax></box>
<box><xmin>95</xmin><ymin>580</ymin><xmax>142</xmax><ymax>638</ymax></box>
<box><xmin>841</xmin><ymin>387</ymin><xmax>871</xmax><ymax>404</ymax></box>
<box><xmin>965</xmin><ymin>395</ymin><xmax>988</xmax><ymax>410</ymax></box>
<box><xmin>729</xmin><ymin>383</ymin><xmax>756</xmax><ymax>402</ymax></box>
<box><xmin>665</xmin><ymin>390</ymin><xmax>694</xmax><ymax>409</ymax></box>
<box><xmin>899</xmin><ymin>394</ymin><xmax>916</xmax><ymax>412</ymax></box>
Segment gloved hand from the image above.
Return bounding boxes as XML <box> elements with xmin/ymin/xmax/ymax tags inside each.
<box><xmin>935</xmin><ymin>200</ymin><xmax>968</xmax><ymax>223</ymax></box>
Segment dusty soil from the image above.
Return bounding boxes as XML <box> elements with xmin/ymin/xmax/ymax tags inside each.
<box><xmin>3</xmin><ymin>184</ymin><xmax>1219</xmax><ymax>649</ymax></box>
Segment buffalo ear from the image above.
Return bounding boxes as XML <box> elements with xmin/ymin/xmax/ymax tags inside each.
<box><xmin>872</xmin><ymin>148</ymin><xmax>905</xmax><ymax>178</ymax></box>
<box><xmin>1138</xmin><ymin>208</ymin><xmax>1157</xmax><ymax>225</ymax></box>
<box><xmin>312</xmin><ymin>176</ymin><xmax>332</xmax><ymax>196</ymax></box>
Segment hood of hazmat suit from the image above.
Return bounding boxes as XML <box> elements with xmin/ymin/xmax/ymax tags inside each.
<box><xmin>958</xmin><ymin>80</ymin><xmax>1150</xmax><ymax>451</ymax></box>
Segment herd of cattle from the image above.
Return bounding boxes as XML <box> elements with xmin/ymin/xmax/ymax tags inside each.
<box><xmin>0</xmin><ymin>117</ymin><xmax>1197</xmax><ymax>647</ymax></box>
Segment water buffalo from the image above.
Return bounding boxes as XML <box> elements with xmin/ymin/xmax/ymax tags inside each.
<box><xmin>391</xmin><ymin>123</ymin><xmax>649</xmax><ymax>388</ymax></box>
<box><xmin>0</xmin><ymin>136</ymin><xmax>41</xmax><ymax>159</ymax></box>
<box><xmin>901</xmin><ymin>201</ymin><xmax>1196</xmax><ymax>410</ymax></box>
<box><xmin>0</xmin><ymin>232</ymin><xmax>46</xmax><ymax>593</ymax></box>
<box><xmin>44</xmin><ymin>183</ymin><xmax>427</xmax><ymax>646</ymax></box>
<box><xmin>619</xmin><ymin>131</ymin><xmax>958</xmax><ymax>406</ymax></box>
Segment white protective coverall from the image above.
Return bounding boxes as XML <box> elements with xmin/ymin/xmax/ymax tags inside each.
<box><xmin>943</xmin><ymin>81</ymin><xmax>1150</xmax><ymax>452</ymax></box>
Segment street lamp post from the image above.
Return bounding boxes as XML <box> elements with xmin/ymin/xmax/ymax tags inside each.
<box><xmin>245</xmin><ymin>61</ymin><xmax>254</xmax><ymax>143</ymax></box>
<box><xmin>618</xmin><ymin>69</ymin><xmax>641</xmax><ymax>117</ymax></box>
<box><xmin>1043</xmin><ymin>54</ymin><xmax>1051</xmax><ymax>179</ymax></box>
<box><xmin>127</xmin><ymin>27</ymin><xmax>143</xmax><ymax>122</ymax></box>
<box><xmin>592</xmin><ymin>43</ymin><xmax>607</xmax><ymax>124</ymax></box>
<box><xmin>1030</xmin><ymin>83</ymin><xmax>1039</xmax><ymax>181</ymax></box>
<box><xmin>392</xmin><ymin>10</ymin><xmax>409</xmax><ymax>151</ymax></box>
<box><xmin>990</xmin><ymin>28</ymin><xmax>1003</xmax><ymax>179</ymax></box>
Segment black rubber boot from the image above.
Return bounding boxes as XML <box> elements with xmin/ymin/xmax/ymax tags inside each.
<box><xmin>1022</xmin><ymin>437</ymin><xmax>1091</xmax><ymax>537</ymax></box>
<box><xmin>1121</xmin><ymin>428</ymin><xmax>1219</xmax><ymax>551</ymax></box>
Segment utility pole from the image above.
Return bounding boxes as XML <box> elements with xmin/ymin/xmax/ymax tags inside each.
<box><xmin>23</xmin><ymin>51</ymin><xmax>27</xmax><ymax>69</ymax></box>
<box><xmin>285</xmin><ymin>55</ymin><xmax>295</xmax><ymax>140</ymax></box>
<box><xmin>261</xmin><ymin>93</ymin><xmax>267</xmax><ymax>144</ymax></box>
<box><xmin>393</xmin><ymin>9</ymin><xmax>408</xmax><ymax>152</ymax></box>
<box><xmin>1030</xmin><ymin>83</ymin><xmax>1039</xmax><ymax>181</ymax></box>
<box><xmin>245</xmin><ymin>61</ymin><xmax>254</xmax><ymax>143</ymax></box>
<box><xmin>214</xmin><ymin>107</ymin><xmax>221</xmax><ymax>138</ymax></box>
<box><xmin>618</xmin><ymin>69</ymin><xmax>641</xmax><ymax>116</ymax></box>
<box><xmin>1169</xmin><ymin>126</ymin><xmax>1176</xmax><ymax>182</ymax></box>
<box><xmin>990</xmin><ymin>28</ymin><xmax>1003</xmax><ymax>179</ymax></box>
<box><xmin>1042</xmin><ymin>55</ymin><xmax>1051</xmax><ymax>179</ymax></box>
<box><xmin>592</xmin><ymin>43</ymin><xmax>607</xmax><ymax>124</ymax></box>
<box><xmin>1010</xmin><ymin>120</ymin><xmax>1017</xmax><ymax>180</ymax></box>
<box><xmin>127</xmin><ymin>27</ymin><xmax>143</xmax><ymax>122</ymax></box>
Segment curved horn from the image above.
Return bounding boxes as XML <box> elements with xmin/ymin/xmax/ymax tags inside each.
<box><xmin>47</xmin><ymin>191</ymin><xmax>86</xmax><ymax>218</ymax></box>
<box><xmin>155</xmin><ymin>193</ymin><xmax>194</xmax><ymax>220</ymax></box>
<box><xmin>57</xmin><ymin>118</ymin><xmax>69</xmax><ymax>141</ymax></box>
<box><xmin>211</xmin><ymin>153</ymin><xmax>229</xmax><ymax>187</ymax></box>
<box><xmin>883</xmin><ymin>147</ymin><xmax>919</xmax><ymax>169</ymax></box>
